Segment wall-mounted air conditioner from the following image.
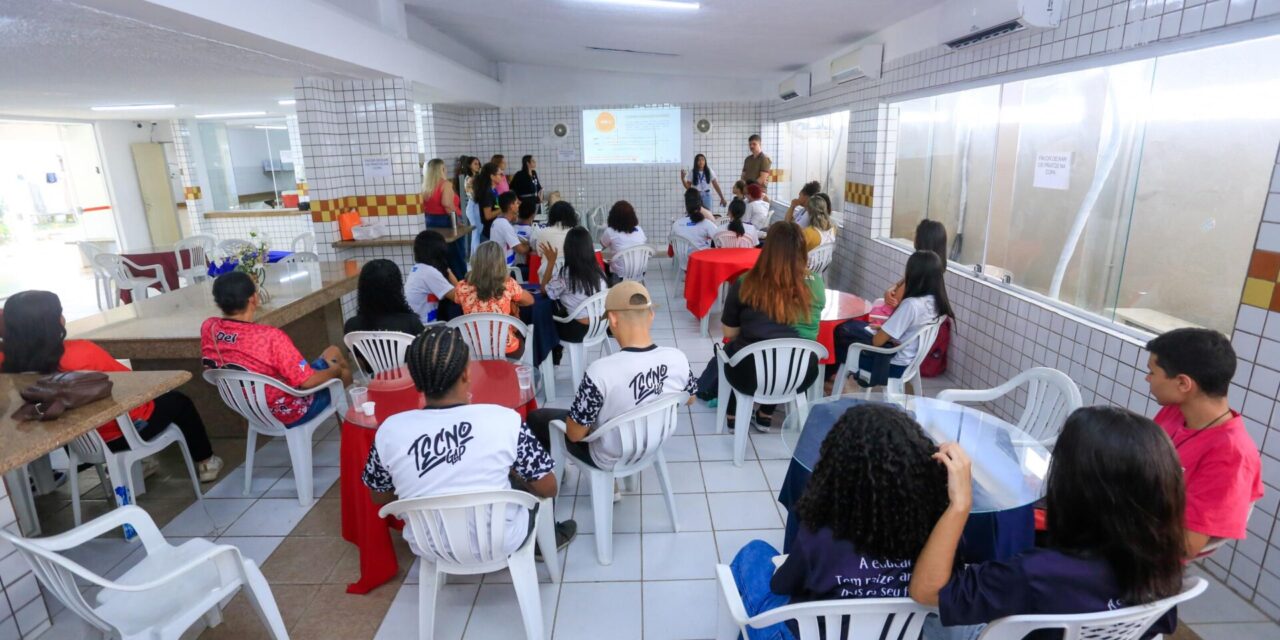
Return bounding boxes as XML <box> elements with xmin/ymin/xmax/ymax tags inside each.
<box><xmin>941</xmin><ymin>0</ymin><xmax>1065</xmax><ymax>50</ymax></box>
<box><xmin>830</xmin><ymin>44</ymin><xmax>884</xmax><ymax>84</ymax></box>
<box><xmin>778</xmin><ymin>72</ymin><xmax>811</xmax><ymax>101</ymax></box>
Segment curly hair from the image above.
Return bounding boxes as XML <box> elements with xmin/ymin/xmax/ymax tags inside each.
<box><xmin>794</xmin><ymin>403</ymin><xmax>949</xmax><ymax>560</ymax></box>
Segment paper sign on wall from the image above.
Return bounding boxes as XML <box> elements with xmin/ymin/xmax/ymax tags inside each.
<box><xmin>557</xmin><ymin>148</ymin><xmax>575</xmax><ymax>163</ymax></box>
<box><xmin>279</xmin><ymin>149</ymin><xmax>294</xmax><ymax>165</ymax></box>
<box><xmin>1033</xmin><ymin>152</ymin><xmax>1072</xmax><ymax>190</ymax></box>
<box><xmin>362</xmin><ymin>156</ymin><xmax>393</xmax><ymax>179</ymax></box>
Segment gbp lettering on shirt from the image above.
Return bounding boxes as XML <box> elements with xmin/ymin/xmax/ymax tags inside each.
<box><xmin>409</xmin><ymin>421</ymin><xmax>475</xmax><ymax>477</ymax></box>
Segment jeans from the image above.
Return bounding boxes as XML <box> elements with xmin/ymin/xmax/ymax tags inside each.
<box><xmin>283</xmin><ymin>357</ymin><xmax>333</xmax><ymax>428</ymax></box>
<box><xmin>832</xmin><ymin>320</ymin><xmax>906</xmax><ymax>387</ymax></box>
<box><xmin>108</xmin><ymin>391</ymin><xmax>214</xmax><ymax>461</ymax></box>
<box><xmin>699</xmin><ymin>190</ymin><xmax>713</xmax><ymax>210</ymax></box>
<box><xmin>728</xmin><ymin>540</ymin><xmax>794</xmax><ymax>640</ymax></box>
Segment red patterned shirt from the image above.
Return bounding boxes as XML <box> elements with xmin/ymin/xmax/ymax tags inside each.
<box><xmin>200</xmin><ymin>318</ymin><xmax>315</xmax><ymax>423</ymax></box>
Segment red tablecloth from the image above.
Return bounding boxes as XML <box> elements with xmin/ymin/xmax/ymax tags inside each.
<box><xmin>683</xmin><ymin>248</ymin><xmax>761</xmax><ymax>320</ymax></box>
<box><xmin>339</xmin><ymin>360</ymin><xmax>538</xmax><ymax>594</ymax></box>
<box><xmin>816</xmin><ymin>290</ymin><xmax>873</xmax><ymax>366</ymax></box>
<box><xmin>527</xmin><ymin>250</ymin><xmax>604</xmax><ymax>284</ymax></box>
<box><xmin>118</xmin><ymin>248</ymin><xmax>189</xmax><ymax>303</ymax></box>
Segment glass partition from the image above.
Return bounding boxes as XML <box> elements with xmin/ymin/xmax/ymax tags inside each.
<box><xmin>196</xmin><ymin>118</ymin><xmax>296</xmax><ymax>210</ymax></box>
<box><xmin>776</xmin><ymin>110</ymin><xmax>850</xmax><ymax>220</ymax></box>
<box><xmin>887</xmin><ymin>33</ymin><xmax>1280</xmax><ymax>334</ymax></box>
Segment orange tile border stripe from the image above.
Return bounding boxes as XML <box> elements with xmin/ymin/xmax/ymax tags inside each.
<box><xmin>309</xmin><ymin>193</ymin><xmax>421</xmax><ymax>223</ymax></box>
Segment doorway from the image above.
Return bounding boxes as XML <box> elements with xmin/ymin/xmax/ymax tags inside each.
<box><xmin>0</xmin><ymin>121</ymin><xmax>119</xmax><ymax>320</ymax></box>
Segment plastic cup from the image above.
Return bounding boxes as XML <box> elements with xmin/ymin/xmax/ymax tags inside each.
<box><xmin>361</xmin><ymin>401</ymin><xmax>376</xmax><ymax>417</ymax></box>
<box><xmin>515</xmin><ymin>364</ymin><xmax>533</xmax><ymax>392</ymax></box>
<box><xmin>349</xmin><ymin>386</ymin><xmax>368</xmax><ymax>409</ymax></box>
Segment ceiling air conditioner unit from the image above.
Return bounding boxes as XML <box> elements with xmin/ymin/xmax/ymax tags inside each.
<box><xmin>778</xmin><ymin>73</ymin><xmax>811</xmax><ymax>101</ymax></box>
<box><xmin>830</xmin><ymin>44</ymin><xmax>884</xmax><ymax>84</ymax></box>
<box><xmin>942</xmin><ymin>0</ymin><xmax>1066</xmax><ymax>50</ymax></box>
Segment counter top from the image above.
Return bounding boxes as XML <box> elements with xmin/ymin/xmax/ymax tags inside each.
<box><xmin>65</xmin><ymin>260</ymin><xmax>361</xmax><ymax>359</ymax></box>
<box><xmin>332</xmin><ymin>225</ymin><xmax>472</xmax><ymax>248</ymax></box>
<box><xmin>0</xmin><ymin>370</ymin><xmax>191</xmax><ymax>474</ymax></box>
<box><xmin>204</xmin><ymin>209</ymin><xmax>304</xmax><ymax>220</ymax></box>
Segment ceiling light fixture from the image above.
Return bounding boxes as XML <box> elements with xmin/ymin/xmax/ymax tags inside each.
<box><xmin>90</xmin><ymin>104</ymin><xmax>176</xmax><ymax>111</ymax></box>
<box><xmin>277</xmin><ymin>99</ymin><xmax>296</xmax><ymax>106</ymax></box>
<box><xmin>194</xmin><ymin>111</ymin><xmax>267</xmax><ymax>119</ymax></box>
<box><xmin>254</xmin><ymin>125</ymin><xmax>288</xmax><ymax>130</ymax></box>
<box><xmin>574</xmin><ymin>0</ymin><xmax>699</xmax><ymax>10</ymax></box>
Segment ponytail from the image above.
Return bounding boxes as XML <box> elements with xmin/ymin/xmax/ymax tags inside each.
<box><xmin>683</xmin><ymin>188</ymin><xmax>704</xmax><ymax>223</ymax></box>
<box><xmin>727</xmin><ymin>198</ymin><xmax>746</xmax><ymax>236</ymax></box>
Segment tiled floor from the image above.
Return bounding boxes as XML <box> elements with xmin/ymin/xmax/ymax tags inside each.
<box><xmin>30</xmin><ymin>257</ymin><xmax>1280</xmax><ymax>640</ymax></box>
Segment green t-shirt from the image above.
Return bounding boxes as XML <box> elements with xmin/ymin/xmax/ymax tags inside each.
<box><xmin>793</xmin><ymin>272</ymin><xmax>826</xmax><ymax>340</ymax></box>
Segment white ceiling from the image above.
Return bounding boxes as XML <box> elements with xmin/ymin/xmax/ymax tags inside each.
<box><xmin>0</xmin><ymin>0</ymin><xmax>370</xmax><ymax>120</ymax></box>
<box><xmin>404</xmin><ymin>0</ymin><xmax>942</xmax><ymax>78</ymax></box>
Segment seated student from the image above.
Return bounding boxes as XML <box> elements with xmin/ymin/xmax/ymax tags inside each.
<box><xmin>344</xmin><ymin>259</ymin><xmax>425</xmax><ymax>336</ymax></box>
<box><xmin>526</xmin><ymin>282</ymin><xmax>696</xmax><ymax>470</ymax></box>
<box><xmin>599</xmin><ymin>200</ymin><xmax>647</xmax><ymax>258</ymax></box>
<box><xmin>696</xmin><ymin>222</ymin><xmax>825</xmax><ymax>431</ymax></box>
<box><xmin>405</xmin><ymin>230</ymin><xmax>459</xmax><ymax>324</ymax></box>
<box><xmin>2</xmin><ymin>291</ymin><xmax>223</xmax><ymax>482</ymax></box>
<box><xmin>540</xmin><ymin>227</ymin><xmax>607</xmax><ymax>344</ymax></box>
<box><xmin>716</xmin><ymin>198</ymin><xmax>760</xmax><ymax>246</ymax></box>
<box><xmin>454</xmin><ymin>241</ymin><xmax>536</xmax><ymax>358</ymax></box>
<box><xmin>513</xmin><ymin>198</ymin><xmax>540</xmax><ymax>277</ymax></box>
<box><xmin>362</xmin><ymin>325</ymin><xmax>576</xmax><ymax>554</ymax></box>
<box><xmin>799</xmin><ymin>193</ymin><xmax>835</xmax><ymax>251</ymax></box>
<box><xmin>731</xmin><ymin>179</ymin><xmax>747</xmax><ymax>203</ymax></box>
<box><xmin>670</xmin><ymin>187</ymin><xmax>720</xmax><ymax>251</ymax></box>
<box><xmin>784</xmin><ymin>181</ymin><xmax>822</xmax><ymax>228</ymax></box>
<box><xmin>490</xmin><ymin>191</ymin><xmax>531</xmax><ymax>270</ymax></box>
<box><xmin>745</xmin><ymin>183</ymin><xmax>771</xmax><ymax>231</ymax></box>
<box><xmin>831</xmin><ymin>251</ymin><xmax>953</xmax><ymax>392</ymax></box>
<box><xmin>728</xmin><ymin>404</ymin><xmax>949</xmax><ymax>638</ymax></box>
<box><xmin>532</xmin><ymin>201</ymin><xmax>578</xmax><ymax>264</ymax></box>
<box><xmin>1146</xmin><ymin>328</ymin><xmax>1263</xmax><ymax>556</ymax></box>
<box><xmin>201</xmin><ymin>271</ymin><xmax>353</xmax><ymax>426</ymax></box>
<box><xmin>912</xmin><ymin>406</ymin><xmax>1187</xmax><ymax>640</ymax></box>
<box><xmin>882</xmin><ymin>219</ymin><xmax>948</xmax><ymax>311</ymax></box>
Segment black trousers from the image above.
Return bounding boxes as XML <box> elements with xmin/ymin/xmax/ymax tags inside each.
<box><xmin>107</xmin><ymin>391</ymin><xmax>214</xmax><ymax>461</ymax></box>
<box><xmin>555</xmin><ymin>317</ymin><xmax>591</xmax><ymax>343</ymax></box>
<box><xmin>526</xmin><ymin>408</ymin><xmax>599</xmax><ymax>469</ymax></box>
<box><xmin>723</xmin><ymin>354</ymin><xmax>820</xmax><ymax>417</ymax></box>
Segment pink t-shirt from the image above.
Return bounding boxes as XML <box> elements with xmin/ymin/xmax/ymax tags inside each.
<box><xmin>494</xmin><ymin>173</ymin><xmax>510</xmax><ymax>195</ymax></box>
<box><xmin>1154</xmin><ymin>405</ymin><xmax>1263</xmax><ymax>539</ymax></box>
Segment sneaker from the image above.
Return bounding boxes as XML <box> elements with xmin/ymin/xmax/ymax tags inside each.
<box><xmin>536</xmin><ymin>519</ymin><xmax>578</xmax><ymax>560</ymax></box>
<box><xmin>750</xmin><ymin>412</ymin><xmax>773</xmax><ymax>434</ymax></box>
<box><xmin>141</xmin><ymin>457</ymin><xmax>161</xmax><ymax>478</ymax></box>
<box><xmin>197</xmin><ymin>455</ymin><xmax>224</xmax><ymax>483</ymax></box>
<box><xmin>614</xmin><ymin>480</ymin><xmax>622</xmax><ymax>503</ymax></box>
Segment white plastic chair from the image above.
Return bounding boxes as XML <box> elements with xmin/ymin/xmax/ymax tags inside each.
<box><xmin>715</xmin><ymin>339</ymin><xmax>828</xmax><ymax>466</ymax></box>
<box><xmin>715</xmin><ymin>563</ymin><xmax>931</xmax><ymax>640</ymax></box>
<box><xmin>807</xmin><ymin>242</ymin><xmax>834</xmax><ymax>276</ymax></box>
<box><xmin>552</xmin><ymin>290</ymin><xmax>609</xmax><ymax>393</ymax></box>
<box><xmin>0</xmin><ymin>505</ymin><xmax>288</xmax><ymax>640</ymax></box>
<box><xmin>549</xmin><ymin>393</ymin><xmax>687</xmax><ymax>564</ymax></box>
<box><xmin>279</xmin><ymin>251</ymin><xmax>319</xmax><ymax>264</ymax></box>
<box><xmin>975</xmin><ymin>577</ymin><xmax>1206</xmax><ymax>640</ymax></box>
<box><xmin>379</xmin><ymin>490</ymin><xmax>559</xmax><ymax>640</ymax></box>
<box><xmin>78</xmin><ymin>242</ymin><xmax>117</xmax><ymax>311</ymax></box>
<box><xmin>936</xmin><ymin>367</ymin><xmax>1083</xmax><ymax>447</ymax></box>
<box><xmin>671</xmin><ymin>236</ymin><xmax>698</xmax><ymax>284</ymax></box>
<box><xmin>290</xmin><ymin>231</ymin><xmax>316</xmax><ymax>253</ymax></box>
<box><xmin>94</xmin><ymin>253</ymin><xmax>170</xmax><ymax>305</ymax></box>
<box><xmin>344</xmin><ymin>330</ymin><xmax>416</xmax><ymax>377</ymax></box>
<box><xmin>203</xmin><ymin>368</ymin><xmax>347</xmax><ymax>506</ymax></box>
<box><xmin>714</xmin><ymin>231</ymin><xmax>756</xmax><ymax>249</ymax></box>
<box><xmin>447</xmin><ymin>312</ymin><xmax>555</xmax><ymax>400</ymax></box>
<box><xmin>608</xmin><ymin>245</ymin><xmax>654</xmax><ymax>282</ymax></box>
<box><xmin>831</xmin><ymin>316</ymin><xmax>945</xmax><ymax>399</ymax></box>
<box><xmin>174</xmin><ymin>235</ymin><xmax>216</xmax><ymax>286</ymax></box>
<box><xmin>67</xmin><ymin>414</ymin><xmax>203</xmax><ymax>526</ymax></box>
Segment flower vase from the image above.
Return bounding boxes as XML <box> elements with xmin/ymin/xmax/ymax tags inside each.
<box><xmin>252</xmin><ymin>265</ymin><xmax>271</xmax><ymax>303</ymax></box>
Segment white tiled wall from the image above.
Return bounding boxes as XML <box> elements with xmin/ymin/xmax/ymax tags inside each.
<box><xmin>766</xmin><ymin>0</ymin><xmax>1280</xmax><ymax>619</ymax></box>
<box><xmin>201</xmin><ymin>215</ymin><xmax>314</xmax><ymax>251</ymax></box>
<box><xmin>0</xmin><ymin>480</ymin><xmax>50</xmax><ymax>639</ymax></box>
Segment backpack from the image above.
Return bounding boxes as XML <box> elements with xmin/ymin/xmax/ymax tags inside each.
<box><xmin>919</xmin><ymin>317</ymin><xmax>951</xmax><ymax>378</ymax></box>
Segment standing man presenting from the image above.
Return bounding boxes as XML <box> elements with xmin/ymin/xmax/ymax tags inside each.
<box><xmin>741</xmin><ymin>134</ymin><xmax>772</xmax><ymax>185</ymax></box>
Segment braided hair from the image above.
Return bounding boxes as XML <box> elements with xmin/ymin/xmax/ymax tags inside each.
<box><xmin>405</xmin><ymin>325</ymin><xmax>471</xmax><ymax>401</ymax></box>
<box><xmin>794</xmin><ymin>403</ymin><xmax>949</xmax><ymax>560</ymax></box>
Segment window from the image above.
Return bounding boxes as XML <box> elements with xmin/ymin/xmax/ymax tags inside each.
<box><xmin>888</xmin><ymin>34</ymin><xmax>1280</xmax><ymax>335</ymax></box>
<box><xmin>776</xmin><ymin>111</ymin><xmax>850</xmax><ymax>223</ymax></box>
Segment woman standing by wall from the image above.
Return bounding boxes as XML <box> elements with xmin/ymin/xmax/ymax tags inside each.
<box><xmin>680</xmin><ymin>153</ymin><xmax>726</xmax><ymax>210</ymax></box>
<box><xmin>422</xmin><ymin>158</ymin><xmax>466</xmax><ymax>276</ymax></box>
<box><xmin>491</xmin><ymin>154</ymin><xmax>511</xmax><ymax>195</ymax></box>
<box><xmin>510</xmin><ymin>155</ymin><xmax>543</xmax><ymax>210</ymax></box>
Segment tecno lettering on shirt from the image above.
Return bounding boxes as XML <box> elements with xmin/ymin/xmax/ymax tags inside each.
<box><xmin>408</xmin><ymin>420</ymin><xmax>474</xmax><ymax>477</ymax></box>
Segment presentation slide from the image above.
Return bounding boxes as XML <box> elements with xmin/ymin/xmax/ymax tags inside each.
<box><xmin>582</xmin><ymin>107</ymin><xmax>682</xmax><ymax>165</ymax></box>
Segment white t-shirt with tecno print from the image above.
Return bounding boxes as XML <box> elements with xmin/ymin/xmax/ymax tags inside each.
<box><xmin>362</xmin><ymin>404</ymin><xmax>554</xmax><ymax>556</ymax></box>
<box><xmin>881</xmin><ymin>294</ymin><xmax>939</xmax><ymax>367</ymax></box>
<box><xmin>567</xmin><ymin>345</ymin><xmax>698</xmax><ymax>469</ymax></box>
